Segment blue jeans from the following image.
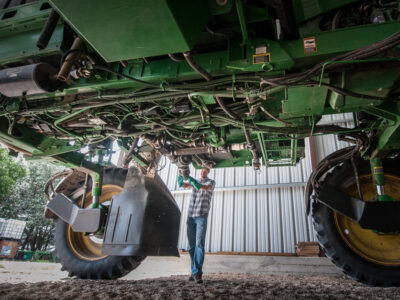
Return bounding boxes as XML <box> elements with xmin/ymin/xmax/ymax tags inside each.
<box><xmin>186</xmin><ymin>214</ymin><xmax>208</xmax><ymax>276</ymax></box>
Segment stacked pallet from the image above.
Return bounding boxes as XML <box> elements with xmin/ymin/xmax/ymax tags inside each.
<box><xmin>295</xmin><ymin>242</ymin><xmax>324</xmax><ymax>257</ymax></box>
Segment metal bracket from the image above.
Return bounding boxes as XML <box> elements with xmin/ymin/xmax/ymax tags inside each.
<box><xmin>47</xmin><ymin>193</ymin><xmax>104</xmax><ymax>232</ymax></box>
<box><xmin>317</xmin><ymin>184</ymin><xmax>400</xmax><ymax>232</ymax></box>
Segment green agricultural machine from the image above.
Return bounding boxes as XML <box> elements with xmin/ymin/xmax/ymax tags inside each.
<box><xmin>0</xmin><ymin>0</ymin><xmax>400</xmax><ymax>286</ymax></box>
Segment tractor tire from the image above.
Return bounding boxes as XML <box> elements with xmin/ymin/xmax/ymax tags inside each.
<box><xmin>54</xmin><ymin>168</ymin><xmax>145</xmax><ymax>279</ymax></box>
<box><xmin>312</xmin><ymin>157</ymin><xmax>400</xmax><ymax>286</ymax></box>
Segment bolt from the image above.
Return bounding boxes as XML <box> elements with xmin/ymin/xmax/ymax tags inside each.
<box><xmin>216</xmin><ymin>0</ymin><xmax>227</xmax><ymax>6</ymax></box>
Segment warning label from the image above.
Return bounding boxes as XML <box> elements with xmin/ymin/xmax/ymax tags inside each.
<box><xmin>252</xmin><ymin>53</ymin><xmax>271</xmax><ymax>64</ymax></box>
<box><xmin>374</xmin><ymin>166</ymin><xmax>383</xmax><ymax>174</ymax></box>
<box><xmin>303</xmin><ymin>37</ymin><xmax>317</xmax><ymax>54</ymax></box>
<box><xmin>255</xmin><ymin>46</ymin><xmax>267</xmax><ymax>55</ymax></box>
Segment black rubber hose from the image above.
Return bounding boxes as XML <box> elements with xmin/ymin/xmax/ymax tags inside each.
<box><xmin>36</xmin><ymin>9</ymin><xmax>60</xmax><ymax>50</ymax></box>
<box><xmin>215</xmin><ymin>96</ymin><xmax>240</xmax><ymax>120</ymax></box>
<box><xmin>168</xmin><ymin>53</ymin><xmax>185</xmax><ymax>62</ymax></box>
<box><xmin>183</xmin><ymin>51</ymin><xmax>241</xmax><ymax>120</ymax></box>
<box><xmin>304</xmin><ymin>143</ymin><xmax>362</xmax><ymax>215</ymax></box>
<box><xmin>183</xmin><ymin>51</ymin><xmax>213</xmax><ymax>82</ymax></box>
<box><xmin>320</xmin><ymin>82</ymin><xmax>388</xmax><ymax>101</ymax></box>
<box><xmin>266</xmin><ymin>30</ymin><xmax>400</xmax><ymax>86</ymax></box>
<box><xmin>93</xmin><ymin>65</ymin><xmax>159</xmax><ymax>87</ymax></box>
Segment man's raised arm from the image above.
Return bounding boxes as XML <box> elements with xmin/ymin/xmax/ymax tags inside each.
<box><xmin>181</xmin><ymin>182</ymin><xmax>192</xmax><ymax>189</ymax></box>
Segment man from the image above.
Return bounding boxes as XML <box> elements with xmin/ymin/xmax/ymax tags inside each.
<box><xmin>178</xmin><ymin>167</ymin><xmax>215</xmax><ymax>283</ymax></box>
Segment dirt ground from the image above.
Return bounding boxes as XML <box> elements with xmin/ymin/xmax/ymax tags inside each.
<box><xmin>1</xmin><ymin>273</ymin><xmax>400</xmax><ymax>299</ymax></box>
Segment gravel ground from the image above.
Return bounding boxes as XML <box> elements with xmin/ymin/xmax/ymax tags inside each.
<box><xmin>1</xmin><ymin>273</ymin><xmax>400</xmax><ymax>299</ymax></box>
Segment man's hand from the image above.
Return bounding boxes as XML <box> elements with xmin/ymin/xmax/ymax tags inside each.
<box><xmin>179</xmin><ymin>175</ymin><xmax>194</xmax><ymax>189</ymax></box>
<box><xmin>181</xmin><ymin>182</ymin><xmax>192</xmax><ymax>189</ymax></box>
<box><xmin>187</xmin><ymin>176</ymin><xmax>202</xmax><ymax>191</ymax></box>
<box><xmin>200</xmin><ymin>185</ymin><xmax>213</xmax><ymax>191</ymax></box>
<box><xmin>178</xmin><ymin>175</ymin><xmax>183</xmax><ymax>188</ymax></box>
<box><xmin>178</xmin><ymin>175</ymin><xmax>213</xmax><ymax>191</ymax></box>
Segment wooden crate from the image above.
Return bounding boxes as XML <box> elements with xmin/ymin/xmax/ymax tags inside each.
<box><xmin>295</xmin><ymin>242</ymin><xmax>324</xmax><ymax>257</ymax></box>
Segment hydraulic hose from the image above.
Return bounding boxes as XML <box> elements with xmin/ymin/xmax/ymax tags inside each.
<box><xmin>36</xmin><ymin>9</ymin><xmax>60</xmax><ymax>50</ymax></box>
<box><xmin>183</xmin><ymin>51</ymin><xmax>240</xmax><ymax>120</ymax></box>
<box><xmin>168</xmin><ymin>53</ymin><xmax>185</xmax><ymax>62</ymax></box>
<box><xmin>266</xmin><ymin>30</ymin><xmax>400</xmax><ymax>86</ymax></box>
<box><xmin>182</xmin><ymin>52</ymin><xmax>212</xmax><ymax>81</ymax></box>
<box><xmin>93</xmin><ymin>65</ymin><xmax>159</xmax><ymax>87</ymax></box>
<box><xmin>215</xmin><ymin>96</ymin><xmax>240</xmax><ymax>120</ymax></box>
<box><xmin>304</xmin><ymin>140</ymin><xmax>363</xmax><ymax>215</ymax></box>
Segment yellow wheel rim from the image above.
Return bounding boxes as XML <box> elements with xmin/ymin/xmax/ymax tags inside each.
<box><xmin>67</xmin><ymin>184</ymin><xmax>122</xmax><ymax>261</ymax></box>
<box><xmin>334</xmin><ymin>174</ymin><xmax>400</xmax><ymax>266</ymax></box>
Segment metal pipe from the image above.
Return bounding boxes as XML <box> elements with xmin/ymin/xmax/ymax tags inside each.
<box><xmin>235</xmin><ymin>0</ymin><xmax>249</xmax><ymax>45</ymax></box>
<box><xmin>173</xmin><ymin>181</ymin><xmax>307</xmax><ymax>194</ymax></box>
<box><xmin>57</xmin><ymin>37</ymin><xmax>84</xmax><ymax>81</ymax></box>
<box><xmin>80</xmin><ymin>173</ymin><xmax>90</xmax><ymax>208</ymax></box>
<box><xmin>243</xmin><ymin>128</ymin><xmax>260</xmax><ymax>170</ymax></box>
<box><xmin>173</xmin><ymin>146</ymin><xmax>231</xmax><ymax>156</ymax></box>
<box><xmin>36</xmin><ymin>9</ymin><xmax>60</xmax><ymax>50</ymax></box>
<box><xmin>0</xmin><ymin>63</ymin><xmax>59</xmax><ymax>97</ymax></box>
<box><xmin>308</xmin><ymin>136</ymin><xmax>317</xmax><ymax>171</ymax></box>
<box><xmin>351</xmin><ymin>157</ymin><xmax>363</xmax><ymax>201</ymax></box>
<box><xmin>54</xmin><ymin>107</ymin><xmax>89</xmax><ymax>138</ymax></box>
<box><xmin>173</xmin><ymin>146</ymin><xmax>212</xmax><ymax>156</ymax></box>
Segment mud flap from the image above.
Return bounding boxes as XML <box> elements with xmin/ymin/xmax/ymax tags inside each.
<box><xmin>102</xmin><ymin>167</ymin><xmax>181</xmax><ymax>256</ymax></box>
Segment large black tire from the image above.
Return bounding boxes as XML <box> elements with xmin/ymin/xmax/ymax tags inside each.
<box><xmin>312</xmin><ymin>158</ymin><xmax>400</xmax><ymax>286</ymax></box>
<box><xmin>54</xmin><ymin>168</ymin><xmax>145</xmax><ymax>279</ymax></box>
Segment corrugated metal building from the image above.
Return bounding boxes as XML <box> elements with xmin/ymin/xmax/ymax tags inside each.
<box><xmin>158</xmin><ymin>114</ymin><xmax>353</xmax><ymax>254</ymax></box>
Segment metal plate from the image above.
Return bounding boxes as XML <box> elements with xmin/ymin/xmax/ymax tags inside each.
<box><xmin>49</xmin><ymin>0</ymin><xmax>210</xmax><ymax>62</ymax></box>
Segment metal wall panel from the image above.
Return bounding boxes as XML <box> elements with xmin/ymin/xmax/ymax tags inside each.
<box><xmin>158</xmin><ymin>114</ymin><xmax>352</xmax><ymax>253</ymax></box>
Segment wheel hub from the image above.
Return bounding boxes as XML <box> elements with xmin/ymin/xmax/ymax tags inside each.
<box><xmin>67</xmin><ymin>184</ymin><xmax>122</xmax><ymax>261</ymax></box>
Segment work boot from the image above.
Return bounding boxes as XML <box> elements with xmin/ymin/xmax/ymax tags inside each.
<box><xmin>188</xmin><ymin>274</ymin><xmax>194</xmax><ymax>281</ymax></box>
<box><xmin>194</xmin><ymin>273</ymin><xmax>203</xmax><ymax>283</ymax></box>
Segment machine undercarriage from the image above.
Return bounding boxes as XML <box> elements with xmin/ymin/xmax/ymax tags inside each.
<box><xmin>1</xmin><ymin>0</ymin><xmax>400</xmax><ymax>285</ymax></box>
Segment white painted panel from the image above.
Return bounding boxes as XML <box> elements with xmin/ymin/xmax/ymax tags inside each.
<box><xmin>268</xmin><ymin>189</ymin><xmax>282</xmax><ymax>252</ymax></box>
<box><xmin>257</xmin><ymin>189</ymin><xmax>269</xmax><ymax>252</ymax></box>
<box><xmin>221</xmin><ymin>191</ymin><xmax>234</xmax><ymax>251</ymax></box>
<box><xmin>280</xmin><ymin>187</ymin><xmax>295</xmax><ymax>253</ymax></box>
<box><xmin>209</xmin><ymin>192</ymin><xmax>223</xmax><ymax>252</ymax></box>
<box><xmin>292</xmin><ymin>186</ymin><xmax>308</xmax><ymax>244</ymax></box>
<box><xmin>267</xmin><ymin>166</ymin><xmax>279</xmax><ymax>184</ymax></box>
<box><xmin>233</xmin><ymin>191</ymin><xmax>245</xmax><ymax>252</ymax></box>
<box><xmin>245</xmin><ymin>189</ymin><xmax>257</xmax><ymax>252</ymax></box>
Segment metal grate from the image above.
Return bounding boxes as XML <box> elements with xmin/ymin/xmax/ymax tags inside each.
<box><xmin>0</xmin><ymin>218</ymin><xmax>26</xmax><ymax>240</ymax></box>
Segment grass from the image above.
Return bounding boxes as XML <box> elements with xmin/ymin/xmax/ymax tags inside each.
<box><xmin>0</xmin><ymin>264</ymin><xmax>4</xmax><ymax>268</ymax></box>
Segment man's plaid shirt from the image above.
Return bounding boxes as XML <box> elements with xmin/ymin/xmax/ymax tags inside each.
<box><xmin>187</xmin><ymin>177</ymin><xmax>216</xmax><ymax>217</ymax></box>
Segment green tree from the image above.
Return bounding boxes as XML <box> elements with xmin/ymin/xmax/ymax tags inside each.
<box><xmin>5</xmin><ymin>161</ymin><xmax>64</xmax><ymax>251</ymax></box>
<box><xmin>0</xmin><ymin>148</ymin><xmax>26</xmax><ymax>217</ymax></box>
